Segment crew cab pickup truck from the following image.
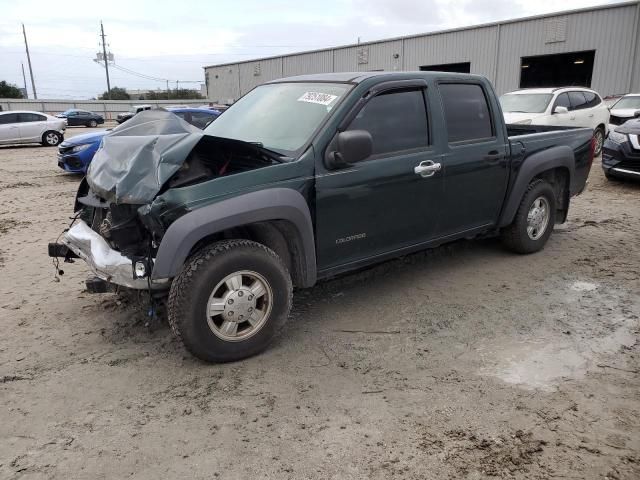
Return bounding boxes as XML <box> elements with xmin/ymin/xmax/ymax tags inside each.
<box><xmin>49</xmin><ymin>72</ymin><xmax>595</xmax><ymax>363</ymax></box>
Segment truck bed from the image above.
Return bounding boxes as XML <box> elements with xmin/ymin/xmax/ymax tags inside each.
<box><xmin>507</xmin><ymin>125</ymin><xmax>594</xmax><ymax>197</ymax></box>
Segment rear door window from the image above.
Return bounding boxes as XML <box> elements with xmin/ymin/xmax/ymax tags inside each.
<box><xmin>17</xmin><ymin>113</ymin><xmax>46</xmax><ymax>122</ymax></box>
<box><xmin>438</xmin><ymin>83</ymin><xmax>494</xmax><ymax>143</ymax></box>
<box><xmin>568</xmin><ymin>91</ymin><xmax>588</xmax><ymax>110</ymax></box>
<box><xmin>347</xmin><ymin>89</ymin><xmax>429</xmax><ymax>155</ymax></box>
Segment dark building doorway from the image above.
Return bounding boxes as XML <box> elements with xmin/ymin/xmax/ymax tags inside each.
<box><xmin>519</xmin><ymin>50</ymin><xmax>595</xmax><ymax>88</ymax></box>
<box><xmin>419</xmin><ymin>62</ymin><xmax>471</xmax><ymax>73</ymax></box>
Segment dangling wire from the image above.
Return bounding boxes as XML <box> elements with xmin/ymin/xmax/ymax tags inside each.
<box><xmin>52</xmin><ymin>212</ymin><xmax>81</xmax><ymax>282</ymax></box>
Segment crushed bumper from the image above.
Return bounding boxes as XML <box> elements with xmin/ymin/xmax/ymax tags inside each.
<box><xmin>60</xmin><ymin>220</ymin><xmax>168</xmax><ymax>290</ymax></box>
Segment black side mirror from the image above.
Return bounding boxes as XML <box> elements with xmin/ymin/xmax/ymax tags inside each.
<box><xmin>326</xmin><ymin>130</ymin><xmax>373</xmax><ymax>169</ymax></box>
<box><xmin>634</xmin><ymin>110</ymin><xmax>640</xmax><ymax>118</ymax></box>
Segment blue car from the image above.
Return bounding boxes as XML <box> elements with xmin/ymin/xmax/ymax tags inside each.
<box><xmin>57</xmin><ymin>107</ymin><xmax>220</xmax><ymax>174</ymax></box>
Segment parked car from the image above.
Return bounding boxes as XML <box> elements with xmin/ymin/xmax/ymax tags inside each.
<box><xmin>608</xmin><ymin>93</ymin><xmax>640</xmax><ymax>127</ymax></box>
<box><xmin>200</xmin><ymin>103</ymin><xmax>227</xmax><ymax>113</ymax></box>
<box><xmin>500</xmin><ymin>87</ymin><xmax>609</xmax><ymax>155</ymax></box>
<box><xmin>50</xmin><ymin>72</ymin><xmax>595</xmax><ymax>363</ymax></box>
<box><xmin>56</xmin><ymin>109</ymin><xmax>105</xmax><ymax>127</ymax></box>
<box><xmin>602</xmin><ymin>117</ymin><xmax>640</xmax><ymax>181</ymax></box>
<box><xmin>0</xmin><ymin>110</ymin><xmax>66</xmax><ymax>146</ymax></box>
<box><xmin>116</xmin><ymin>105</ymin><xmax>152</xmax><ymax>124</ymax></box>
<box><xmin>57</xmin><ymin>107</ymin><xmax>220</xmax><ymax>173</ymax></box>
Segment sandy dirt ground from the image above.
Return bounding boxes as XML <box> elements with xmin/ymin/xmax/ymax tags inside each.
<box><xmin>0</xmin><ymin>128</ymin><xmax>639</xmax><ymax>479</ymax></box>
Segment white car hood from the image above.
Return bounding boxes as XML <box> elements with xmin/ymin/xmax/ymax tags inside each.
<box><xmin>610</xmin><ymin>108</ymin><xmax>639</xmax><ymax>119</ymax></box>
<box><xmin>503</xmin><ymin>112</ymin><xmax>546</xmax><ymax>124</ymax></box>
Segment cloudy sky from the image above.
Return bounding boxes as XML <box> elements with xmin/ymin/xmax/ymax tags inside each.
<box><xmin>0</xmin><ymin>0</ymin><xmax>620</xmax><ymax>99</ymax></box>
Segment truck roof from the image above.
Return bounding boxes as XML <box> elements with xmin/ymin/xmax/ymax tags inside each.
<box><xmin>267</xmin><ymin>71</ymin><xmax>487</xmax><ymax>84</ymax></box>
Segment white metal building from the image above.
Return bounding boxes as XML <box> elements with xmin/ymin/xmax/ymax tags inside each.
<box><xmin>203</xmin><ymin>1</ymin><xmax>640</xmax><ymax>103</ymax></box>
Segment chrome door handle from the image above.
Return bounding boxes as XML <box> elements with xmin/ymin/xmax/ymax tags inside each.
<box><xmin>414</xmin><ymin>160</ymin><xmax>441</xmax><ymax>178</ymax></box>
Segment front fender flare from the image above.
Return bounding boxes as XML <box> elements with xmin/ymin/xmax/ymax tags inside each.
<box><xmin>151</xmin><ymin>188</ymin><xmax>317</xmax><ymax>287</ymax></box>
<box><xmin>498</xmin><ymin>145</ymin><xmax>575</xmax><ymax>228</ymax></box>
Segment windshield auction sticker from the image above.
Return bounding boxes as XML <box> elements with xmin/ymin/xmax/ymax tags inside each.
<box><xmin>297</xmin><ymin>92</ymin><xmax>338</xmax><ymax>106</ymax></box>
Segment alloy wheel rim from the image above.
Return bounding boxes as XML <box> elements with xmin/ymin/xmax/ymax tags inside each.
<box><xmin>526</xmin><ymin>196</ymin><xmax>550</xmax><ymax>240</ymax></box>
<box><xmin>206</xmin><ymin>270</ymin><xmax>273</xmax><ymax>342</ymax></box>
<box><xmin>46</xmin><ymin>133</ymin><xmax>58</xmax><ymax>145</ymax></box>
<box><xmin>595</xmin><ymin>130</ymin><xmax>603</xmax><ymax>153</ymax></box>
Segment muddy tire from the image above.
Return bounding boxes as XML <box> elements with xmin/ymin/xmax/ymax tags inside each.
<box><xmin>167</xmin><ymin>239</ymin><xmax>293</xmax><ymax>363</ymax></box>
<box><xmin>41</xmin><ymin>131</ymin><xmax>62</xmax><ymax>147</ymax></box>
<box><xmin>501</xmin><ymin>179</ymin><xmax>556</xmax><ymax>254</ymax></box>
<box><xmin>88</xmin><ymin>120</ymin><xmax>98</xmax><ymax>128</ymax></box>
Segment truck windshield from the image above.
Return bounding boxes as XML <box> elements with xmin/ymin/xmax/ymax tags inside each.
<box><xmin>205</xmin><ymin>82</ymin><xmax>351</xmax><ymax>155</ymax></box>
<box><xmin>612</xmin><ymin>96</ymin><xmax>640</xmax><ymax>110</ymax></box>
<box><xmin>500</xmin><ymin>94</ymin><xmax>553</xmax><ymax>113</ymax></box>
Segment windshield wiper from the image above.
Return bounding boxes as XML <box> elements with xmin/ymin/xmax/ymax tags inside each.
<box><xmin>248</xmin><ymin>142</ymin><xmax>290</xmax><ymax>163</ymax></box>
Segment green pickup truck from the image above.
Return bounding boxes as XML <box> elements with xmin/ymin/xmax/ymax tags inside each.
<box><xmin>50</xmin><ymin>72</ymin><xmax>596</xmax><ymax>362</ymax></box>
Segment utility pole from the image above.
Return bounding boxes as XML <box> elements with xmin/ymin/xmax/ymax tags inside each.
<box><xmin>100</xmin><ymin>21</ymin><xmax>112</xmax><ymax>99</ymax></box>
<box><xmin>21</xmin><ymin>63</ymin><xmax>28</xmax><ymax>99</ymax></box>
<box><xmin>22</xmin><ymin>24</ymin><xmax>37</xmax><ymax>99</ymax></box>
<box><xmin>166</xmin><ymin>80</ymin><xmax>170</xmax><ymax>100</ymax></box>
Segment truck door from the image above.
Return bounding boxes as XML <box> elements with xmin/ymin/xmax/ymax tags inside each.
<box><xmin>315</xmin><ymin>83</ymin><xmax>444</xmax><ymax>273</ymax></box>
<box><xmin>436</xmin><ymin>82</ymin><xmax>509</xmax><ymax>235</ymax></box>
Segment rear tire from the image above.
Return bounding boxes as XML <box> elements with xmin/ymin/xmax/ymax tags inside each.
<box><xmin>167</xmin><ymin>239</ymin><xmax>293</xmax><ymax>363</ymax></box>
<box><xmin>501</xmin><ymin>179</ymin><xmax>556</xmax><ymax>254</ymax></box>
<box><xmin>41</xmin><ymin>131</ymin><xmax>62</xmax><ymax>147</ymax></box>
<box><xmin>593</xmin><ymin>126</ymin><xmax>604</xmax><ymax>156</ymax></box>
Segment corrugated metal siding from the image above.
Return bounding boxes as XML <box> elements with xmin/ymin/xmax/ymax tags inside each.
<box><xmin>283</xmin><ymin>51</ymin><xmax>333</xmax><ymax>76</ymax></box>
<box><xmin>206</xmin><ymin>65</ymin><xmax>241</xmax><ymax>103</ymax></box>
<box><xmin>203</xmin><ymin>2</ymin><xmax>640</xmax><ymax>101</ymax></box>
<box><xmin>333</xmin><ymin>40</ymin><xmax>403</xmax><ymax>72</ymax></box>
<box><xmin>630</xmin><ymin>3</ymin><xmax>640</xmax><ymax>92</ymax></box>
<box><xmin>239</xmin><ymin>58</ymin><xmax>283</xmax><ymax>95</ymax></box>
<box><xmin>496</xmin><ymin>4</ymin><xmax>639</xmax><ymax>95</ymax></box>
<box><xmin>403</xmin><ymin>26</ymin><xmax>499</xmax><ymax>81</ymax></box>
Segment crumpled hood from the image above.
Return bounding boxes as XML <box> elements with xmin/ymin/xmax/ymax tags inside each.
<box><xmin>86</xmin><ymin>110</ymin><xmax>204</xmax><ymax>204</ymax></box>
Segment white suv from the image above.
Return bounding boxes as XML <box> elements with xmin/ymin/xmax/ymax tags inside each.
<box><xmin>500</xmin><ymin>87</ymin><xmax>610</xmax><ymax>155</ymax></box>
<box><xmin>0</xmin><ymin>110</ymin><xmax>66</xmax><ymax>146</ymax></box>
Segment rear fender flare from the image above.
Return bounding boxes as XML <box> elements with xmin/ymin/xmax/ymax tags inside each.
<box><xmin>498</xmin><ymin>145</ymin><xmax>574</xmax><ymax>228</ymax></box>
<box><xmin>151</xmin><ymin>188</ymin><xmax>317</xmax><ymax>287</ymax></box>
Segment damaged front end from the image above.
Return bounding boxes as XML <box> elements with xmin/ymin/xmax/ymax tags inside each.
<box><xmin>49</xmin><ymin>109</ymin><xmax>282</xmax><ymax>292</ymax></box>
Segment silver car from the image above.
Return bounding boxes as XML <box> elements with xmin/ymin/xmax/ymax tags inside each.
<box><xmin>0</xmin><ymin>110</ymin><xmax>66</xmax><ymax>146</ymax></box>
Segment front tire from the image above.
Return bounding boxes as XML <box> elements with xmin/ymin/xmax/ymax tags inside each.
<box><xmin>593</xmin><ymin>126</ymin><xmax>604</xmax><ymax>156</ymax></box>
<box><xmin>167</xmin><ymin>239</ymin><xmax>293</xmax><ymax>363</ymax></box>
<box><xmin>501</xmin><ymin>179</ymin><xmax>556</xmax><ymax>254</ymax></box>
<box><xmin>42</xmin><ymin>131</ymin><xmax>62</xmax><ymax>146</ymax></box>
<box><xmin>88</xmin><ymin>120</ymin><xmax>98</xmax><ymax>128</ymax></box>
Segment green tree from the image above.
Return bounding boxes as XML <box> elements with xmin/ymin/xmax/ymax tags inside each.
<box><xmin>146</xmin><ymin>89</ymin><xmax>202</xmax><ymax>100</ymax></box>
<box><xmin>0</xmin><ymin>80</ymin><xmax>24</xmax><ymax>98</ymax></box>
<box><xmin>98</xmin><ymin>87</ymin><xmax>130</xmax><ymax>100</ymax></box>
